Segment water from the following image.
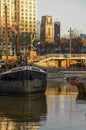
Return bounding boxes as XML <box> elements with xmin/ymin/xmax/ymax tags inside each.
<box><xmin>0</xmin><ymin>88</ymin><xmax>86</xmax><ymax>130</ymax></box>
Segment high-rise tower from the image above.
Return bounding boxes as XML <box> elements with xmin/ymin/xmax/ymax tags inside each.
<box><xmin>54</xmin><ymin>21</ymin><xmax>60</xmax><ymax>45</ymax></box>
<box><xmin>0</xmin><ymin>0</ymin><xmax>15</xmax><ymax>28</ymax></box>
<box><xmin>40</xmin><ymin>15</ymin><xmax>54</xmax><ymax>43</ymax></box>
<box><xmin>0</xmin><ymin>0</ymin><xmax>16</xmax><ymax>53</ymax></box>
<box><xmin>0</xmin><ymin>0</ymin><xmax>37</xmax><ymax>32</ymax></box>
<box><xmin>15</xmin><ymin>0</ymin><xmax>37</xmax><ymax>33</ymax></box>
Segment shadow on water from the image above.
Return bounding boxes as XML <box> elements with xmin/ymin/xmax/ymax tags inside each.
<box><xmin>0</xmin><ymin>95</ymin><xmax>47</xmax><ymax>129</ymax></box>
<box><xmin>76</xmin><ymin>94</ymin><xmax>86</xmax><ymax>104</ymax></box>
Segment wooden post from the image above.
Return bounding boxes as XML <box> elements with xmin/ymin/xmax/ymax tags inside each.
<box><xmin>5</xmin><ymin>5</ymin><xmax>8</xmax><ymax>61</ymax></box>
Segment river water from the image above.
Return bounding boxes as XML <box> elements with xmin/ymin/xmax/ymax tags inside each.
<box><xmin>0</xmin><ymin>85</ymin><xmax>86</xmax><ymax>130</ymax></box>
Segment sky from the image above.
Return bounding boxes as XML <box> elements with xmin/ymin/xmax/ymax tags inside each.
<box><xmin>37</xmin><ymin>0</ymin><xmax>86</xmax><ymax>36</ymax></box>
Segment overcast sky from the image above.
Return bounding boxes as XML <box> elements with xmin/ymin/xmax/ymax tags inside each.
<box><xmin>37</xmin><ymin>0</ymin><xmax>86</xmax><ymax>36</ymax></box>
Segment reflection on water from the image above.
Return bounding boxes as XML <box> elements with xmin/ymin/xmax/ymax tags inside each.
<box><xmin>76</xmin><ymin>94</ymin><xmax>86</xmax><ymax>104</ymax></box>
<box><xmin>47</xmin><ymin>80</ymin><xmax>78</xmax><ymax>95</ymax></box>
<box><xmin>0</xmin><ymin>81</ymin><xmax>86</xmax><ymax>130</ymax></box>
<box><xmin>0</xmin><ymin>95</ymin><xmax>47</xmax><ymax>130</ymax></box>
<box><xmin>46</xmin><ymin>90</ymin><xmax>86</xmax><ymax>130</ymax></box>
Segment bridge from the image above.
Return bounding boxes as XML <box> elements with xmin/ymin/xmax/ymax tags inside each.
<box><xmin>33</xmin><ymin>54</ymin><xmax>86</xmax><ymax>63</ymax></box>
<box><xmin>33</xmin><ymin>53</ymin><xmax>86</xmax><ymax>95</ymax></box>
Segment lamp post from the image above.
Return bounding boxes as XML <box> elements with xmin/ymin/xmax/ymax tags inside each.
<box><xmin>68</xmin><ymin>28</ymin><xmax>73</xmax><ymax>54</ymax></box>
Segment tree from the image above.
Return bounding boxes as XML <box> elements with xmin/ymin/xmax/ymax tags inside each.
<box><xmin>72</xmin><ymin>28</ymin><xmax>81</xmax><ymax>38</ymax></box>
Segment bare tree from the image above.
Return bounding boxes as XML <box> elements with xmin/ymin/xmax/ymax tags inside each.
<box><xmin>72</xmin><ymin>28</ymin><xmax>81</xmax><ymax>38</ymax></box>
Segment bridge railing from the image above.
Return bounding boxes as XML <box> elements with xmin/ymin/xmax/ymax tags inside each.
<box><xmin>33</xmin><ymin>53</ymin><xmax>86</xmax><ymax>62</ymax></box>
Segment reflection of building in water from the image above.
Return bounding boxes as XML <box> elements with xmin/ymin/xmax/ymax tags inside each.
<box><xmin>0</xmin><ymin>95</ymin><xmax>47</xmax><ymax>130</ymax></box>
<box><xmin>0</xmin><ymin>118</ymin><xmax>16</xmax><ymax>130</ymax></box>
<box><xmin>28</xmin><ymin>123</ymin><xmax>40</xmax><ymax>130</ymax></box>
<box><xmin>0</xmin><ymin>119</ymin><xmax>40</xmax><ymax>130</ymax></box>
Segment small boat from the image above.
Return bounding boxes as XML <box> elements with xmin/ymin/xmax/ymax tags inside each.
<box><xmin>0</xmin><ymin>57</ymin><xmax>47</xmax><ymax>96</ymax></box>
<box><xmin>67</xmin><ymin>76</ymin><xmax>78</xmax><ymax>85</ymax></box>
<box><xmin>67</xmin><ymin>75</ymin><xmax>86</xmax><ymax>86</ymax></box>
<box><xmin>68</xmin><ymin>76</ymin><xmax>86</xmax><ymax>95</ymax></box>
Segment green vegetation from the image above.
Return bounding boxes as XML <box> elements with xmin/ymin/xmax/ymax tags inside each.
<box><xmin>0</xmin><ymin>50</ymin><xmax>6</xmax><ymax>56</ymax></box>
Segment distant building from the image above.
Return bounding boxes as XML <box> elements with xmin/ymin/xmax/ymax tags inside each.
<box><xmin>40</xmin><ymin>15</ymin><xmax>54</xmax><ymax>43</ymax></box>
<box><xmin>54</xmin><ymin>21</ymin><xmax>60</xmax><ymax>45</ymax></box>
<box><xmin>80</xmin><ymin>34</ymin><xmax>86</xmax><ymax>46</ymax></box>
<box><xmin>80</xmin><ymin>34</ymin><xmax>86</xmax><ymax>38</ymax></box>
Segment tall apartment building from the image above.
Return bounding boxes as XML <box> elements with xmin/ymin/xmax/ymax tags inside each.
<box><xmin>40</xmin><ymin>15</ymin><xmax>54</xmax><ymax>43</ymax></box>
<box><xmin>0</xmin><ymin>0</ymin><xmax>15</xmax><ymax>41</ymax></box>
<box><xmin>0</xmin><ymin>0</ymin><xmax>37</xmax><ymax>54</ymax></box>
<box><xmin>54</xmin><ymin>21</ymin><xmax>60</xmax><ymax>45</ymax></box>
<box><xmin>15</xmin><ymin>0</ymin><xmax>37</xmax><ymax>33</ymax></box>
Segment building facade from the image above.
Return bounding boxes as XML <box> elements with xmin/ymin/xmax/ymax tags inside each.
<box><xmin>54</xmin><ymin>21</ymin><xmax>60</xmax><ymax>45</ymax></box>
<box><xmin>40</xmin><ymin>15</ymin><xmax>54</xmax><ymax>43</ymax></box>
<box><xmin>0</xmin><ymin>0</ymin><xmax>37</xmax><ymax>55</ymax></box>
<box><xmin>15</xmin><ymin>0</ymin><xmax>37</xmax><ymax>33</ymax></box>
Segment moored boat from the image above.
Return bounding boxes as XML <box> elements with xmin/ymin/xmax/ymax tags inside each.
<box><xmin>0</xmin><ymin>61</ymin><xmax>47</xmax><ymax>96</ymax></box>
<box><xmin>66</xmin><ymin>76</ymin><xmax>78</xmax><ymax>85</ymax></box>
<box><xmin>68</xmin><ymin>75</ymin><xmax>86</xmax><ymax>95</ymax></box>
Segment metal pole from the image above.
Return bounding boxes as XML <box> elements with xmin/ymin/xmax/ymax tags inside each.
<box><xmin>69</xmin><ymin>27</ymin><xmax>72</xmax><ymax>54</ymax></box>
<box><xmin>69</xmin><ymin>28</ymin><xmax>72</xmax><ymax>54</ymax></box>
<box><xmin>68</xmin><ymin>27</ymin><xmax>73</xmax><ymax>54</ymax></box>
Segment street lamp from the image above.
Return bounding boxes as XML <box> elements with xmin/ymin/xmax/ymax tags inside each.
<box><xmin>68</xmin><ymin>28</ymin><xmax>73</xmax><ymax>54</ymax></box>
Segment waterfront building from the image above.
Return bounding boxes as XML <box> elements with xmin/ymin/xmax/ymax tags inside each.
<box><xmin>0</xmin><ymin>0</ymin><xmax>37</xmax><ymax>55</ymax></box>
<box><xmin>54</xmin><ymin>21</ymin><xmax>60</xmax><ymax>46</ymax></box>
<box><xmin>40</xmin><ymin>15</ymin><xmax>54</xmax><ymax>43</ymax></box>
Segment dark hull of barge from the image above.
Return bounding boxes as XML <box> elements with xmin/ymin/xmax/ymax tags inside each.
<box><xmin>0</xmin><ymin>65</ymin><xmax>47</xmax><ymax>96</ymax></box>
